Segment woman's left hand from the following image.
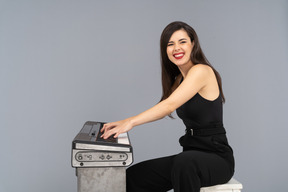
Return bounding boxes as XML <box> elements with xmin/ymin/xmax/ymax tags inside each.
<box><xmin>100</xmin><ymin>118</ymin><xmax>134</xmax><ymax>139</ymax></box>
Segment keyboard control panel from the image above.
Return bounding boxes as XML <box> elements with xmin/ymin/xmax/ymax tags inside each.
<box><xmin>76</xmin><ymin>151</ymin><xmax>128</xmax><ymax>162</ymax></box>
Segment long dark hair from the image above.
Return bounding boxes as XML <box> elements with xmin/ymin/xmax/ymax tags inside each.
<box><xmin>160</xmin><ymin>21</ymin><xmax>225</xmax><ymax>103</ymax></box>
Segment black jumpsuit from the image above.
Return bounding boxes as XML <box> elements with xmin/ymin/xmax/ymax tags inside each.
<box><xmin>127</xmin><ymin>92</ymin><xmax>235</xmax><ymax>192</ymax></box>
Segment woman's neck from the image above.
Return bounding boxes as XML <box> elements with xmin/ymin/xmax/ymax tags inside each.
<box><xmin>178</xmin><ymin>61</ymin><xmax>195</xmax><ymax>78</ymax></box>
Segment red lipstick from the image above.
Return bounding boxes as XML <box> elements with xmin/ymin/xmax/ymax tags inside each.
<box><xmin>173</xmin><ymin>52</ymin><xmax>184</xmax><ymax>60</ymax></box>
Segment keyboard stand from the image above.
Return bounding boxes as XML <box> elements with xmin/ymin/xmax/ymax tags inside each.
<box><xmin>76</xmin><ymin>167</ymin><xmax>126</xmax><ymax>192</ymax></box>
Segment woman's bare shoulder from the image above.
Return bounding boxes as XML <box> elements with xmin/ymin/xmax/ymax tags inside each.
<box><xmin>190</xmin><ymin>64</ymin><xmax>212</xmax><ymax>72</ymax></box>
<box><xmin>187</xmin><ymin>64</ymin><xmax>213</xmax><ymax>78</ymax></box>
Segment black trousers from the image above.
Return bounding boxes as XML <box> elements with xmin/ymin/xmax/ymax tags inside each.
<box><xmin>126</xmin><ymin>150</ymin><xmax>234</xmax><ymax>192</ymax></box>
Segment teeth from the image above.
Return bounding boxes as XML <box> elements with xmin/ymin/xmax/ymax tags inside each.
<box><xmin>174</xmin><ymin>54</ymin><xmax>184</xmax><ymax>58</ymax></box>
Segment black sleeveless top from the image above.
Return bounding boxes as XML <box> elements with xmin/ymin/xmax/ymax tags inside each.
<box><xmin>176</xmin><ymin>91</ymin><xmax>235</xmax><ymax>168</ymax></box>
<box><xmin>176</xmin><ymin>92</ymin><xmax>223</xmax><ymax>128</ymax></box>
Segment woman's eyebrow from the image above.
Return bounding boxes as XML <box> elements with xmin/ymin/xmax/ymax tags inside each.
<box><xmin>168</xmin><ymin>38</ymin><xmax>188</xmax><ymax>44</ymax></box>
<box><xmin>179</xmin><ymin>38</ymin><xmax>187</xmax><ymax>41</ymax></box>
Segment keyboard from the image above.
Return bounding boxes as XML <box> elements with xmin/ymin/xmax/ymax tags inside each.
<box><xmin>72</xmin><ymin>121</ymin><xmax>133</xmax><ymax>167</ymax></box>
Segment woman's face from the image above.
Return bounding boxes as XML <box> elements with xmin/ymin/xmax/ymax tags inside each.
<box><xmin>166</xmin><ymin>29</ymin><xmax>194</xmax><ymax>67</ymax></box>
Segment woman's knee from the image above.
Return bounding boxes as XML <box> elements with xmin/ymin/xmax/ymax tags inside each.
<box><xmin>126</xmin><ymin>165</ymin><xmax>143</xmax><ymax>191</ymax></box>
<box><xmin>126</xmin><ymin>163</ymin><xmax>143</xmax><ymax>183</ymax></box>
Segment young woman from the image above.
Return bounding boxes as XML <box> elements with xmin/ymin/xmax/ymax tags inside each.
<box><xmin>101</xmin><ymin>21</ymin><xmax>234</xmax><ymax>192</ymax></box>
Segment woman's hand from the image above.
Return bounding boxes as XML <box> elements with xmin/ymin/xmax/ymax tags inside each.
<box><xmin>100</xmin><ymin>118</ymin><xmax>134</xmax><ymax>139</ymax></box>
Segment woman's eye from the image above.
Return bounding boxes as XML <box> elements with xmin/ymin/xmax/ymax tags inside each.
<box><xmin>167</xmin><ymin>43</ymin><xmax>173</xmax><ymax>47</ymax></box>
<box><xmin>180</xmin><ymin>41</ymin><xmax>187</xmax><ymax>44</ymax></box>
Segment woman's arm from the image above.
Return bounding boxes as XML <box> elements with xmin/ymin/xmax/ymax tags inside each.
<box><xmin>101</xmin><ymin>64</ymin><xmax>212</xmax><ymax>139</ymax></box>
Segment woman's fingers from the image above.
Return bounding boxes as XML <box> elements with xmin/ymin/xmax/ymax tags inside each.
<box><xmin>113</xmin><ymin>132</ymin><xmax>121</xmax><ymax>138</ymax></box>
<box><xmin>101</xmin><ymin>122</ymin><xmax>115</xmax><ymax>132</ymax></box>
<box><xmin>102</xmin><ymin>128</ymin><xmax>118</xmax><ymax>139</ymax></box>
<box><xmin>100</xmin><ymin>122</ymin><xmax>118</xmax><ymax>139</ymax></box>
<box><xmin>100</xmin><ymin>123</ymin><xmax>109</xmax><ymax>132</ymax></box>
<box><xmin>100</xmin><ymin>119</ymin><xmax>133</xmax><ymax>139</ymax></box>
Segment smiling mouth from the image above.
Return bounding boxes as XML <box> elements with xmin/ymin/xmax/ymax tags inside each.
<box><xmin>173</xmin><ymin>52</ymin><xmax>184</xmax><ymax>59</ymax></box>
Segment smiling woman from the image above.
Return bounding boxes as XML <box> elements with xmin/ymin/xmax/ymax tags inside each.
<box><xmin>101</xmin><ymin>21</ymin><xmax>234</xmax><ymax>192</ymax></box>
<box><xmin>159</xmin><ymin>21</ymin><xmax>225</xmax><ymax>105</ymax></box>
<box><xmin>166</xmin><ymin>30</ymin><xmax>194</xmax><ymax>67</ymax></box>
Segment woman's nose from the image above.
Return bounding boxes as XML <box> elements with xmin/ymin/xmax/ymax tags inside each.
<box><xmin>174</xmin><ymin>43</ymin><xmax>180</xmax><ymax>51</ymax></box>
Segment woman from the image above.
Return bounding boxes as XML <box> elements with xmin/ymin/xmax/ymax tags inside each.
<box><xmin>101</xmin><ymin>21</ymin><xmax>234</xmax><ymax>192</ymax></box>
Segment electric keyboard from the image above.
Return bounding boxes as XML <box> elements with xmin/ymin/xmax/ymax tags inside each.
<box><xmin>71</xmin><ymin>121</ymin><xmax>133</xmax><ymax>167</ymax></box>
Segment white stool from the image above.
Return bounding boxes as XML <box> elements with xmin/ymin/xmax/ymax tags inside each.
<box><xmin>200</xmin><ymin>178</ymin><xmax>243</xmax><ymax>192</ymax></box>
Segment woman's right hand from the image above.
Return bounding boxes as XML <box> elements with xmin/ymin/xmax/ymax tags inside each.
<box><xmin>100</xmin><ymin>118</ymin><xmax>134</xmax><ymax>139</ymax></box>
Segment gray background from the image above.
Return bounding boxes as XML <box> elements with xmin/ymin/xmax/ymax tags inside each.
<box><xmin>0</xmin><ymin>0</ymin><xmax>287</xmax><ymax>192</ymax></box>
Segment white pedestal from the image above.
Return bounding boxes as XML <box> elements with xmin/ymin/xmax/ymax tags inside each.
<box><xmin>77</xmin><ymin>167</ymin><xmax>126</xmax><ymax>192</ymax></box>
<box><xmin>200</xmin><ymin>178</ymin><xmax>243</xmax><ymax>192</ymax></box>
